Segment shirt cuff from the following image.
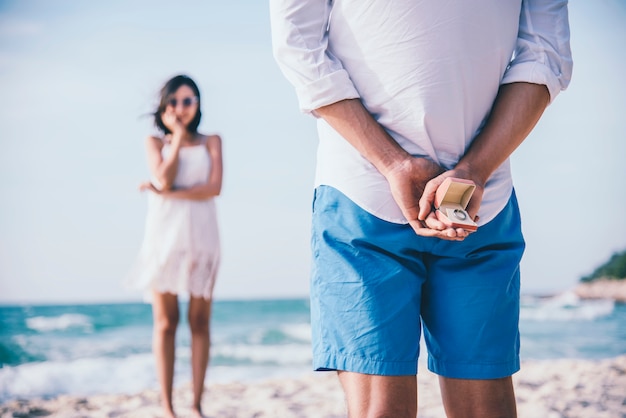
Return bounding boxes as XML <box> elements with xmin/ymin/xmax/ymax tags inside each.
<box><xmin>501</xmin><ymin>62</ymin><xmax>565</xmax><ymax>104</ymax></box>
<box><xmin>296</xmin><ymin>69</ymin><xmax>361</xmax><ymax>115</ymax></box>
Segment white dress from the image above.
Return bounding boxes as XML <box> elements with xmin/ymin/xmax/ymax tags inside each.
<box><xmin>127</xmin><ymin>140</ymin><xmax>220</xmax><ymax>300</ymax></box>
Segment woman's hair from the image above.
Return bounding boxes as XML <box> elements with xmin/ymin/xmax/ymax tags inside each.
<box><xmin>153</xmin><ymin>74</ymin><xmax>202</xmax><ymax>134</ymax></box>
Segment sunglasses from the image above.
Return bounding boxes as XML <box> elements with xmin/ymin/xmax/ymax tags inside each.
<box><xmin>167</xmin><ymin>96</ymin><xmax>198</xmax><ymax>108</ymax></box>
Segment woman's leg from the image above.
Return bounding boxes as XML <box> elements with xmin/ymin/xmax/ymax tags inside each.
<box><xmin>188</xmin><ymin>296</ymin><xmax>212</xmax><ymax>417</ymax></box>
<box><xmin>152</xmin><ymin>291</ymin><xmax>180</xmax><ymax>418</ymax></box>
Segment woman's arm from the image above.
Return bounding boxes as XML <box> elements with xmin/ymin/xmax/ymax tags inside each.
<box><xmin>145</xmin><ymin>134</ymin><xmax>181</xmax><ymax>190</ymax></box>
<box><xmin>146</xmin><ymin>112</ymin><xmax>193</xmax><ymax>189</ymax></box>
<box><xmin>141</xmin><ymin>135</ymin><xmax>223</xmax><ymax>201</ymax></box>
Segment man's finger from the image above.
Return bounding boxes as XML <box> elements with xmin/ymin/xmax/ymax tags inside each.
<box><xmin>409</xmin><ymin>220</ymin><xmax>467</xmax><ymax>241</ymax></box>
<box><xmin>418</xmin><ymin>180</ymin><xmax>441</xmax><ymax>220</ymax></box>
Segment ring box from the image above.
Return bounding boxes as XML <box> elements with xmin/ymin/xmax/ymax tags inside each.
<box><xmin>434</xmin><ymin>177</ymin><xmax>478</xmax><ymax>231</ymax></box>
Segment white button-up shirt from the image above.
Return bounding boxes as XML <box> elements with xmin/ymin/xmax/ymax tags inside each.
<box><xmin>270</xmin><ymin>0</ymin><xmax>573</xmax><ymax>224</ymax></box>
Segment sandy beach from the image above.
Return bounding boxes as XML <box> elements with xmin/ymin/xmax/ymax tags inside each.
<box><xmin>2</xmin><ymin>355</ymin><xmax>625</xmax><ymax>418</ymax></box>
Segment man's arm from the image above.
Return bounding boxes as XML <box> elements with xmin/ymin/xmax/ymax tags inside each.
<box><xmin>418</xmin><ymin>82</ymin><xmax>550</xmax><ymax>222</ymax></box>
<box><xmin>316</xmin><ymin>99</ymin><xmax>466</xmax><ymax>240</ymax></box>
<box><xmin>419</xmin><ymin>0</ymin><xmax>573</xmax><ymax>227</ymax></box>
<box><xmin>269</xmin><ymin>0</ymin><xmax>359</xmax><ymax>114</ymax></box>
<box><xmin>271</xmin><ymin>0</ymin><xmax>475</xmax><ymax>239</ymax></box>
<box><xmin>501</xmin><ymin>0</ymin><xmax>573</xmax><ymax>103</ymax></box>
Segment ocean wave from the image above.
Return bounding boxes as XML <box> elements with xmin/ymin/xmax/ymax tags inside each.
<box><xmin>0</xmin><ymin>344</ymin><xmax>313</xmax><ymax>402</ymax></box>
<box><xmin>239</xmin><ymin>322</ymin><xmax>311</xmax><ymax>346</ymax></box>
<box><xmin>521</xmin><ymin>292</ymin><xmax>615</xmax><ymax>321</ymax></box>
<box><xmin>0</xmin><ymin>354</ymin><xmax>156</xmax><ymax>402</ymax></box>
<box><xmin>280</xmin><ymin>323</ymin><xmax>312</xmax><ymax>343</ymax></box>
<box><xmin>211</xmin><ymin>343</ymin><xmax>312</xmax><ymax>366</ymax></box>
<box><xmin>25</xmin><ymin>314</ymin><xmax>93</xmax><ymax>332</ymax></box>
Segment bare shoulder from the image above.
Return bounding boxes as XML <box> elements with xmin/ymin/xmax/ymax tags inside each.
<box><xmin>206</xmin><ymin>134</ymin><xmax>222</xmax><ymax>145</ymax></box>
<box><xmin>145</xmin><ymin>135</ymin><xmax>165</xmax><ymax>150</ymax></box>
<box><xmin>204</xmin><ymin>134</ymin><xmax>222</xmax><ymax>151</ymax></box>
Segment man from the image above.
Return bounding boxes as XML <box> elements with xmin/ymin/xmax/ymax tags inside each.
<box><xmin>270</xmin><ymin>0</ymin><xmax>572</xmax><ymax>416</ymax></box>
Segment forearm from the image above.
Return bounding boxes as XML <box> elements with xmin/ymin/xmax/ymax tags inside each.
<box><xmin>317</xmin><ymin>98</ymin><xmax>453</xmax><ymax>238</ymax></box>
<box><xmin>455</xmin><ymin>82</ymin><xmax>550</xmax><ymax>185</ymax></box>
<box><xmin>154</xmin><ymin>145</ymin><xmax>181</xmax><ymax>190</ymax></box>
<box><xmin>315</xmin><ymin>99</ymin><xmax>412</xmax><ymax>176</ymax></box>
<box><xmin>162</xmin><ymin>184</ymin><xmax>221</xmax><ymax>201</ymax></box>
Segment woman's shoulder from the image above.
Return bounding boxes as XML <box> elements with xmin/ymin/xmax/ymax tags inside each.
<box><xmin>199</xmin><ymin>133</ymin><xmax>222</xmax><ymax>148</ymax></box>
<box><xmin>198</xmin><ymin>133</ymin><xmax>221</xmax><ymax>143</ymax></box>
<box><xmin>145</xmin><ymin>134</ymin><xmax>167</xmax><ymax>149</ymax></box>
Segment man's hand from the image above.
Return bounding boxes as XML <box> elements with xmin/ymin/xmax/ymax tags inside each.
<box><xmin>385</xmin><ymin>159</ymin><xmax>478</xmax><ymax>240</ymax></box>
<box><xmin>416</xmin><ymin>169</ymin><xmax>484</xmax><ymax>240</ymax></box>
<box><xmin>316</xmin><ymin>99</ymin><xmax>478</xmax><ymax>241</ymax></box>
<box><xmin>416</xmin><ymin>83</ymin><xmax>550</xmax><ymax>238</ymax></box>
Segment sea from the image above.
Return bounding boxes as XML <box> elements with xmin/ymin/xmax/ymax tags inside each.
<box><xmin>1</xmin><ymin>293</ymin><xmax>625</xmax><ymax>403</ymax></box>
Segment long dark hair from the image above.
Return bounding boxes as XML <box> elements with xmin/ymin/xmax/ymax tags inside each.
<box><xmin>153</xmin><ymin>75</ymin><xmax>202</xmax><ymax>134</ymax></box>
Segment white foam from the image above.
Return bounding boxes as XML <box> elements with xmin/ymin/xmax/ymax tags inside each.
<box><xmin>280</xmin><ymin>323</ymin><xmax>312</xmax><ymax>342</ymax></box>
<box><xmin>25</xmin><ymin>314</ymin><xmax>93</xmax><ymax>332</ymax></box>
<box><xmin>208</xmin><ymin>364</ymin><xmax>311</xmax><ymax>383</ymax></box>
<box><xmin>0</xmin><ymin>345</ymin><xmax>313</xmax><ymax>402</ymax></box>
<box><xmin>212</xmin><ymin>343</ymin><xmax>312</xmax><ymax>365</ymax></box>
<box><xmin>521</xmin><ymin>291</ymin><xmax>615</xmax><ymax>321</ymax></box>
<box><xmin>0</xmin><ymin>354</ymin><xmax>156</xmax><ymax>402</ymax></box>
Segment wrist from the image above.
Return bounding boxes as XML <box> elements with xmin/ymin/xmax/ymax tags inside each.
<box><xmin>169</xmin><ymin>134</ymin><xmax>183</xmax><ymax>147</ymax></box>
<box><xmin>452</xmin><ymin>160</ymin><xmax>489</xmax><ymax>188</ymax></box>
<box><xmin>376</xmin><ymin>148</ymin><xmax>413</xmax><ymax>178</ymax></box>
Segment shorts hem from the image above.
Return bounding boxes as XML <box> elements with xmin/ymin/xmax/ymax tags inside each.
<box><xmin>428</xmin><ymin>357</ymin><xmax>520</xmax><ymax>379</ymax></box>
<box><xmin>314</xmin><ymin>351</ymin><xmax>418</xmax><ymax>376</ymax></box>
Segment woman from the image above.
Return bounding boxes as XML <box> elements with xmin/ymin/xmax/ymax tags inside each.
<box><xmin>128</xmin><ymin>74</ymin><xmax>222</xmax><ymax>418</ymax></box>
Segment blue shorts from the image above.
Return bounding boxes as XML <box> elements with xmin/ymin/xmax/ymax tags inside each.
<box><xmin>310</xmin><ymin>185</ymin><xmax>525</xmax><ymax>379</ymax></box>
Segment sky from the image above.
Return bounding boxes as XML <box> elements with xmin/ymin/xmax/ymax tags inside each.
<box><xmin>0</xmin><ymin>0</ymin><xmax>625</xmax><ymax>304</ymax></box>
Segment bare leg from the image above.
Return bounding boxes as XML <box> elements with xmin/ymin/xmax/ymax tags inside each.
<box><xmin>439</xmin><ymin>376</ymin><xmax>517</xmax><ymax>418</ymax></box>
<box><xmin>188</xmin><ymin>296</ymin><xmax>212</xmax><ymax>417</ymax></box>
<box><xmin>337</xmin><ymin>371</ymin><xmax>417</xmax><ymax>418</ymax></box>
<box><xmin>152</xmin><ymin>291</ymin><xmax>180</xmax><ymax>418</ymax></box>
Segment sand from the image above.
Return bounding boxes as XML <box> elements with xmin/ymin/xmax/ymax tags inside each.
<box><xmin>2</xmin><ymin>355</ymin><xmax>625</xmax><ymax>418</ymax></box>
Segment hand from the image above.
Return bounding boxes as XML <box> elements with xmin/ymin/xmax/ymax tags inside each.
<box><xmin>138</xmin><ymin>181</ymin><xmax>161</xmax><ymax>194</ymax></box>
<box><xmin>416</xmin><ymin>169</ymin><xmax>484</xmax><ymax>240</ymax></box>
<box><xmin>161</xmin><ymin>111</ymin><xmax>186</xmax><ymax>140</ymax></box>
<box><xmin>385</xmin><ymin>157</ymin><xmax>463</xmax><ymax>238</ymax></box>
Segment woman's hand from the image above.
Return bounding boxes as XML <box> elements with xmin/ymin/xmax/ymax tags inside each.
<box><xmin>161</xmin><ymin>111</ymin><xmax>186</xmax><ymax>141</ymax></box>
<box><xmin>139</xmin><ymin>181</ymin><xmax>161</xmax><ymax>194</ymax></box>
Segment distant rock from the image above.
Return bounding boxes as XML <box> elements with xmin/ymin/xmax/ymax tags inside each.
<box><xmin>574</xmin><ymin>278</ymin><xmax>626</xmax><ymax>302</ymax></box>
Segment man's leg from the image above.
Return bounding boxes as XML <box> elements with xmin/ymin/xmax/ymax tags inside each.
<box><xmin>338</xmin><ymin>372</ymin><xmax>417</xmax><ymax>418</ymax></box>
<box><xmin>310</xmin><ymin>186</ymin><xmax>427</xmax><ymax>416</ymax></box>
<box><xmin>422</xmin><ymin>192</ymin><xmax>524</xmax><ymax>418</ymax></box>
<box><xmin>439</xmin><ymin>377</ymin><xmax>516</xmax><ymax>418</ymax></box>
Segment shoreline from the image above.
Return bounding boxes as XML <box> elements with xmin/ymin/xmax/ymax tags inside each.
<box><xmin>574</xmin><ymin>278</ymin><xmax>626</xmax><ymax>302</ymax></box>
<box><xmin>2</xmin><ymin>355</ymin><xmax>625</xmax><ymax>418</ymax></box>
